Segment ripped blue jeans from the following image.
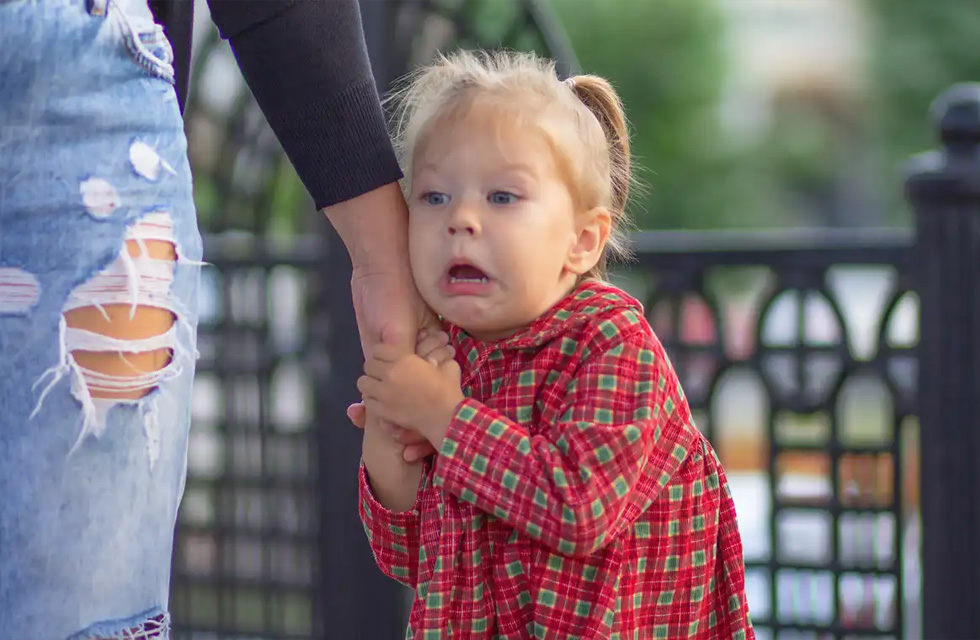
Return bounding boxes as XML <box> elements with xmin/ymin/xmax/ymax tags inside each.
<box><xmin>0</xmin><ymin>1</ymin><xmax>201</xmax><ymax>638</ymax></box>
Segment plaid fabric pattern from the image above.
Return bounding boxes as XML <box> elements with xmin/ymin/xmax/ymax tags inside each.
<box><xmin>359</xmin><ymin>281</ymin><xmax>753</xmax><ymax>639</ymax></box>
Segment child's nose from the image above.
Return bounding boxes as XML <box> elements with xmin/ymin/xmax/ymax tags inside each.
<box><xmin>448</xmin><ymin>207</ymin><xmax>480</xmax><ymax>236</ymax></box>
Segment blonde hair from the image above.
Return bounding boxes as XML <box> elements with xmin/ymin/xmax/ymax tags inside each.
<box><xmin>387</xmin><ymin>49</ymin><xmax>634</xmax><ymax>278</ymax></box>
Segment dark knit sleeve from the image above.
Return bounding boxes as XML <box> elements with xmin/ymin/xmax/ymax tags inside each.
<box><xmin>207</xmin><ymin>0</ymin><xmax>403</xmax><ymax>209</ymax></box>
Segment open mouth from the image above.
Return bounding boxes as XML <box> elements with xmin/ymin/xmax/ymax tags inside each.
<box><xmin>448</xmin><ymin>263</ymin><xmax>489</xmax><ymax>284</ymax></box>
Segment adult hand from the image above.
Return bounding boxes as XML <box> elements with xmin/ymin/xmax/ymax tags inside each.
<box><xmin>324</xmin><ymin>182</ymin><xmax>438</xmax><ymax>350</ymax></box>
<box><xmin>349</xmin><ymin>263</ymin><xmax>432</xmax><ymax>359</ymax></box>
<box><xmin>323</xmin><ymin>182</ymin><xmax>438</xmax><ymax>457</ymax></box>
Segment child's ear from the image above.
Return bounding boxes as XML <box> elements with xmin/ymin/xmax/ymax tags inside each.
<box><xmin>566</xmin><ymin>207</ymin><xmax>611</xmax><ymax>275</ymax></box>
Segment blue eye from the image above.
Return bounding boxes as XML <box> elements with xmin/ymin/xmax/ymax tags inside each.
<box><xmin>422</xmin><ymin>192</ymin><xmax>449</xmax><ymax>206</ymax></box>
<box><xmin>489</xmin><ymin>191</ymin><xmax>518</xmax><ymax>205</ymax></box>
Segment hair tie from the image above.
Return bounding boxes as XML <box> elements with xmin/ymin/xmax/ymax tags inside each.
<box><xmin>564</xmin><ymin>77</ymin><xmax>576</xmax><ymax>90</ymax></box>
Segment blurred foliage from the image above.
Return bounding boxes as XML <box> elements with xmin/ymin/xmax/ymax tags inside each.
<box><xmin>867</xmin><ymin>0</ymin><xmax>980</xmax><ymax>221</ymax></box>
<box><xmin>430</xmin><ymin>0</ymin><xmax>558</xmax><ymax>54</ymax></box>
<box><xmin>548</xmin><ymin>0</ymin><xmax>774</xmax><ymax>231</ymax></box>
<box><xmin>762</xmin><ymin>104</ymin><xmax>839</xmax><ymax>220</ymax></box>
<box><xmin>756</xmin><ymin>88</ymin><xmax>867</xmax><ymax>228</ymax></box>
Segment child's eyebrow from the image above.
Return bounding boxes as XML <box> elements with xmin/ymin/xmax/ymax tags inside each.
<box><xmin>497</xmin><ymin>164</ymin><xmax>537</xmax><ymax>178</ymax></box>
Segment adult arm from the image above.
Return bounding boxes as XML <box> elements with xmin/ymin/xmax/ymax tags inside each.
<box><xmin>207</xmin><ymin>0</ymin><xmax>402</xmax><ymax>209</ymax></box>
<box><xmin>209</xmin><ymin>0</ymin><xmax>437</xmax><ymax>459</ymax></box>
<box><xmin>208</xmin><ymin>0</ymin><xmax>432</xmax><ymax>345</ymax></box>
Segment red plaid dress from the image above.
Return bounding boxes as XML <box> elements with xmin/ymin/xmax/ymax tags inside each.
<box><xmin>359</xmin><ymin>281</ymin><xmax>754</xmax><ymax>639</ymax></box>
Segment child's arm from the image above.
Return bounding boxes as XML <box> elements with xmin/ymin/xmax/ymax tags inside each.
<box><xmin>356</xmin><ymin>327</ymin><xmax>452</xmax><ymax>510</ymax></box>
<box><xmin>353</xmin><ymin>404</ymin><xmax>426</xmax><ymax>588</ymax></box>
<box><xmin>357</xmin><ymin>454</ymin><xmax>427</xmax><ymax>589</ymax></box>
<box><xmin>361</xmin><ymin>418</ymin><xmax>424</xmax><ymax>512</ymax></box>
<box><xmin>354</xmin><ymin>329</ymin><xmax>454</xmax><ymax>585</ymax></box>
<box><xmin>432</xmin><ymin>324</ymin><xmax>697</xmax><ymax>558</ymax></box>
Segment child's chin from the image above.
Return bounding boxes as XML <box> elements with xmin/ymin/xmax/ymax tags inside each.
<box><xmin>448</xmin><ymin>314</ymin><xmax>490</xmax><ymax>333</ymax></box>
<box><xmin>441</xmin><ymin>302</ymin><xmax>489</xmax><ymax>325</ymax></box>
<box><xmin>447</xmin><ymin>313</ymin><xmax>507</xmax><ymax>339</ymax></box>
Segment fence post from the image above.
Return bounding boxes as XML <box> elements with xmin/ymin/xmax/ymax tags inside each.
<box><xmin>906</xmin><ymin>83</ymin><xmax>980</xmax><ymax>639</ymax></box>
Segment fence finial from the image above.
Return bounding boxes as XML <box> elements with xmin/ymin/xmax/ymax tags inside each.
<box><xmin>906</xmin><ymin>83</ymin><xmax>980</xmax><ymax>200</ymax></box>
<box><xmin>932</xmin><ymin>82</ymin><xmax>980</xmax><ymax>150</ymax></box>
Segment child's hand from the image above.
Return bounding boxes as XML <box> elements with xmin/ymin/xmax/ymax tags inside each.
<box><xmin>416</xmin><ymin>329</ymin><xmax>455</xmax><ymax>367</ymax></box>
<box><xmin>347</xmin><ymin>402</ymin><xmax>441</xmax><ymax>463</ymax></box>
<box><xmin>347</xmin><ymin>329</ymin><xmax>456</xmax><ymax>460</ymax></box>
<box><xmin>357</xmin><ymin>339</ymin><xmax>463</xmax><ymax>447</ymax></box>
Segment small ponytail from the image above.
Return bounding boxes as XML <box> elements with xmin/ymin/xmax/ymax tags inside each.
<box><xmin>565</xmin><ymin>75</ymin><xmax>635</xmax><ymax>275</ymax></box>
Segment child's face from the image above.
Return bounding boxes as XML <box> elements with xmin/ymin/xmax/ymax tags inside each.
<box><xmin>408</xmin><ymin>107</ymin><xmax>604</xmax><ymax>340</ymax></box>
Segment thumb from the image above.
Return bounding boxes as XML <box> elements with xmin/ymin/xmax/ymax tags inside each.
<box><xmin>346</xmin><ymin>402</ymin><xmax>367</xmax><ymax>429</ymax></box>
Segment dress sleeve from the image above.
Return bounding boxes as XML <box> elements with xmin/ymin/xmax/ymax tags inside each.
<box><xmin>433</xmin><ymin>325</ymin><xmax>697</xmax><ymax>558</ymax></box>
<box><xmin>357</xmin><ymin>460</ymin><xmax>426</xmax><ymax>588</ymax></box>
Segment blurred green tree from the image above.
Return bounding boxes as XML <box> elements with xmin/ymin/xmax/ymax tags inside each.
<box><xmin>549</xmin><ymin>0</ymin><xmax>771</xmax><ymax>231</ymax></box>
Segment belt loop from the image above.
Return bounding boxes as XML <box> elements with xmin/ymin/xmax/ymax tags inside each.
<box><xmin>86</xmin><ymin>0</ymin><xmax>110</xmax><ymax>18</ymax></box>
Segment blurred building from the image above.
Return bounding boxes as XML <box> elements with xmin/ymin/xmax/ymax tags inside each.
<box><xmin>717</xmin><ymin>0</ymin><xmax>881</xmax><ymax>226</ymax></box>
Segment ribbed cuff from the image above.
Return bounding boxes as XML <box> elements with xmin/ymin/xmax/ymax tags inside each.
<box><xmin>358</xmin><ymin>459</ymin><xmax>427</xmax><ymax>518</ymax></box>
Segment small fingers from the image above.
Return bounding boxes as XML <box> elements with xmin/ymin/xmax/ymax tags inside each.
<box><xmin>399</xmin><ymin>427</ymin><xmax>429</xmax><ymax>446</ymax></box>
<box><xmin>418</xmin><ymin>313</ymin><xmax>441</xmax><ymax>341</ymax></box>
<box><xmin>428</xmin><ymin>344</ymin><xmax>456</xmax><ymax>366</ymax></box>
<box><xmin>416</xmin><ymin>333</ymin><xmax>447</xmax><ymax>356</ymax></box>
<box><xmin>356</xmin><ymin>375</ymin><xmax>381</xmax><ymax>400</ymax></box>
<box><xmin>417</xmin><ymin>331</ymin><xmax>451</xmax><ymax>361</ymax></box>
<box><xmin>382</xmin><ymin>422</ymin><xmax>430</xmax><ymax>446</ymax></box>
<box><xmin>346</xmin><ymin>402</ymin><xmax>366</xmax><ymax>429</ymax></box>
<box><xmin>363</xmin><ymin>358</ymin><xmax>387</xmax><ymax>380</ymax></box>
<box><xmin>369</xmin><ymin>343</ymin><xmax>403</xmax><ymax>363</ymax></box>
<box><xmin>382</xmin><ymin>420</ymin><xmax>410</xmax><ymax>442</ymax></box>
<box><xmin>361</xmin><ymin>396</ymin><xmax>389</xmax><ymax>425</ymax></box>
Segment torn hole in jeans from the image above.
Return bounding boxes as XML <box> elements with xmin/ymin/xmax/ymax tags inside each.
<box><xmin>69</xmin><ymin>613</ymin><xmax>170</xmax><ymax>640</ymax></box>
<box><xmin>32</xmin><ymin>212</ymin><xmax>192</xmax><ymax>467</ymax></box>
<box><xmin>69</xmin><ymin>611</ymin><xmax>170</xmax><ymax>640</ymax></box>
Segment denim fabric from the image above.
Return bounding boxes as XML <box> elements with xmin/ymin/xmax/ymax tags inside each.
<box><xmin>0</xmin><ymin>1</ymin><xmax>201</xmax><ymax>638</ymax></box>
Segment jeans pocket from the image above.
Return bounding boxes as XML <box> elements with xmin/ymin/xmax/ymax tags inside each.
<box><xmin>125</xmin><ymin>21</ymin><xmax>175</xmax><ymax>84</ymax></box>
<box><xmin>89</xmin><ymin>0</ymin><xmax>175</xmax><ymax>84</ymax></box>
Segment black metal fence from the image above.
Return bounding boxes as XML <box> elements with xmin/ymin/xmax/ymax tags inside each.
<box><xmin>168</xmin><ymin>1</ymin><xmax>980</xmax><ymax>638</ymax></box>
<box><xmin>619</xmin><ymin>226</ymin><xmax>917</xmax><ymax>638</ymax></box>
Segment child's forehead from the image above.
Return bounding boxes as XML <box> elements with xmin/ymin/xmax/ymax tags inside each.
<box><xmin>413</xmin><ymin>103</ymin><xmax>570</xmax><ymax>172</ymax></box>
<box><xmin>432</xmin><ymin>100</ymin><xmax>535</xmax><ymax>136</ymax></box>
<box><xmin>414</xmin><ymin>134</ymin><xmax>551</xmax><ymax>186</ymax></box>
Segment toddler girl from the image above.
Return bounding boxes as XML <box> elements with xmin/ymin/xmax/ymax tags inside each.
<box><xmin>353</xmin><ymin>50</ymin><xmax>754</xmax><ymax>639</ymax></box>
